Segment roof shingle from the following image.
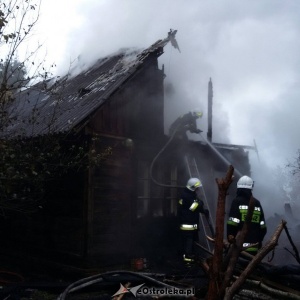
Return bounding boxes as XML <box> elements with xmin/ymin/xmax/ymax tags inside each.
<box><xmin>3</xmin><ymin>33</ymin><xmax>174</xmax><ymax>138</ymax></box>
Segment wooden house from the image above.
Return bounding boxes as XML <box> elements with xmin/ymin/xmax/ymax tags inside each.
<box><xmin>0</xmin><ymin>32</ymin><xmax>252</xmax><ymax>273</ymax></box>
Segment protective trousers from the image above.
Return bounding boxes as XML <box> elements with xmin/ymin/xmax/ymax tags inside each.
<box><xmin>181</xmin><ymin>228</ymin><xmax>198</xmax><ymax>260</ymax></box>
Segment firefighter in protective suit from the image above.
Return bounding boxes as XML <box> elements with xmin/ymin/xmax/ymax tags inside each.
<box><xmin>169</xmin><ymin>111</ymin><xmax>203</xmax><ymax>140</ymax></box>
<box><xmin>227</xmin><ymin>175</ymin><xmax>267</xmax><ymax>255</ymax></box>
<box><xmin>178</xmin><ymin>177</ymin><xmax>209</xmax><ymax>263</ymax></box>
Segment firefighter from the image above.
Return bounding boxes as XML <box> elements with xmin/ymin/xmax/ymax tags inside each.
<box><xmin>178</xmin><ymin>177</ymin><xmax>209</xmax><ymax>264</ymax></box>
<box><xmin>227</xmin><ymin>175</ymin><xmax>267</xmax><ymax>255</ymax></box>
<box><xmin>169</xmin><ymin>111</ymin><xmax>203</xmax><ymax>140</ymax></box>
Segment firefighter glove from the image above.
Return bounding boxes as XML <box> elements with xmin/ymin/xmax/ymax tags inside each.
<box><xmin>195</xmin><ymin>129</ymin><xmax>203</xmax><ymax>133</ymax></box>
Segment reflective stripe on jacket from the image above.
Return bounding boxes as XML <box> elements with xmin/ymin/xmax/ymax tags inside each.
<box><xmin>180</xmin><ymin>224</ymin><xmax>198</xmax><ymax>230</ymax></box>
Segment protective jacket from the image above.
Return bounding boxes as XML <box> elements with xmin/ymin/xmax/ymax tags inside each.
<box><xmin>178</xmin><ymin>187</ymin><xmax>206</xmax><ymax>228</ymax></box>
<box><xmin>169</xmin><ymin>112</ymin><xmax>201</xmax><ymax>139</ymax></box>
<box><xmin>227</xmin><ymin>188</ymin><xmax>267</xmax><ymax>252</ymax></box>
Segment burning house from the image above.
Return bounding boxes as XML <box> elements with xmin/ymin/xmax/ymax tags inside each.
<box><xmin>0</xmin><ymin>31</ymin><xmax>253</xmax><ymax>273</ymax></box>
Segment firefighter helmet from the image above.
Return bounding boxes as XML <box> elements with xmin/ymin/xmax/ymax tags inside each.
<box><xmin>186</xmin><ymin>177</ymin><xmax>202</xmax><ymax>191</ymax></box>
<box><xmin>192</xmin><ymin>111</ymin><xmax>203</xmax><ymax>118</ymax></box>
<box><xmin>237</xmin><ymin>175</ymin><xmax>254</xmax><ymax>189</ymax></box>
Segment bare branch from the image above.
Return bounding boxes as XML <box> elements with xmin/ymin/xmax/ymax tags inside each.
<box><xmin>206</xmin><ymin>165</ymin><xmax>234</xmax><ymax>300</ymax></box>
<box><xmin>283</xmin><ymin>224</ymin><xmax>300</xmax><ymax>264</ymax></box>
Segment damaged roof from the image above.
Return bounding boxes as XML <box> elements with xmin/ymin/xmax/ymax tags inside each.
<box><xmin>2</xmin><ymin>31</ymin><xmax>179</xmax><ymax>138</ymax></box>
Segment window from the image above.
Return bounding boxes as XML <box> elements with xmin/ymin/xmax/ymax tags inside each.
<box><xmin>137</xmin><ymin>161</ymin><xmax>150</xmax><ymax>218</ymax></box>
<box><xmin>166</xmin><ymin>165</ymin><xmax>178</xmax><ymax>216</ymax></box>
<box><xmin>137</xmin><ymin>161</ymin><xmax>178</xmax><ymax>218</ymax></box>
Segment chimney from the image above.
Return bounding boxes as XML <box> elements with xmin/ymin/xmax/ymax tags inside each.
<box><xmin>207</xmin><ymin>78</ymin><xmax>213</xmax><ymax>142</ymax></box>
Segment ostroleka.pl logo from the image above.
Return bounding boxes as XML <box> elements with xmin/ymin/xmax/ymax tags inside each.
<box><xmin>112</xmin><ymin>283</ymin><xmax>195</xmax><ymax>298</ymax></box>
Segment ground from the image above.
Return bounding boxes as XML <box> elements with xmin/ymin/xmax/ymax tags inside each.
<box><xmin>0</xmin><ymin>252</ymin><xmax>209</xmax><ymax>300</ymax></box>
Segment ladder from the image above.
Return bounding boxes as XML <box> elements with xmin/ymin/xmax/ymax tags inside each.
<box><xmin>184</xmin><ymin>155</ymin><xmax>214</xmax><ymax>253</ymax></box>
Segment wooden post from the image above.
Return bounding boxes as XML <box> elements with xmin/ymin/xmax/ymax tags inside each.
<box><xmin>206</xmin><ymin>165</ymin><xmax>234</xmax><ymax>300</ymax></box>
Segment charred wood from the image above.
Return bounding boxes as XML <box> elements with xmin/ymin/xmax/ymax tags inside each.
<box><xmin>283</xmin><ymin>224</ymin><xmax>300</xmax><ymax>264</ymax></box>
<box><xmin>224</xmin><ymin>220</ymin><xmax>287</xmax><ymax>300</ymax></box>
<box><xmin>235</xmin><ymin>278</ymin><xmax>300</xmax><ymax>300</ymax></box>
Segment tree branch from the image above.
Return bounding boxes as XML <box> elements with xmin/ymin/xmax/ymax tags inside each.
<box><xmin>206</xmin><ymin>165</ymin><xmax>234</xmax><ymax>300</ymax></box>
<box><xmin>283</xmin><ymin>224</ymin><xmax>300</xmax><ymax>264</ymax></box>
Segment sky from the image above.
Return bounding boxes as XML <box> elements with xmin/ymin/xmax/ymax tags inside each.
<box><xmin>33</xmin><ymin>0</ymin><xmax>300</xmax><ymax>218</ymax></box>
